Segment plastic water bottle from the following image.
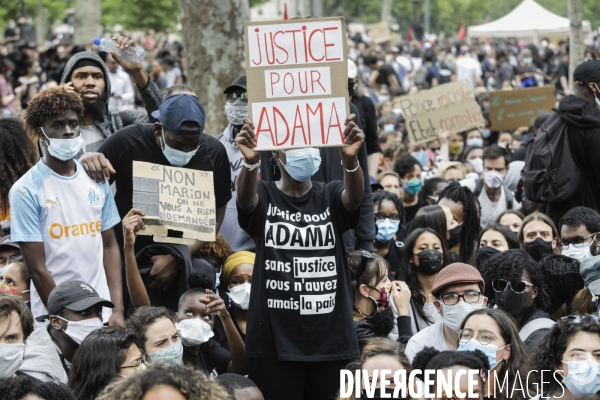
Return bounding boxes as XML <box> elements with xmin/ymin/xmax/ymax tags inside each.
<box><xmin>94</xmin><ymin>37</ymin><xmax>145</xmax><ymax>64</ymax></box>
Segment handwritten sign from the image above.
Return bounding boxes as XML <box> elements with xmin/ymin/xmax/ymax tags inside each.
<box><xmin>370</xmin><ymin>22</ymin><xmax>392</xmax><ymax>44</ymax></box>
<box><xmin>132</xmin><ymin>161</ymin><xmax>216</xmax><ymax>245</ymax></box>
<box><xmin>489</xmin><ymin>87</ymin><xmax>555</xmax><ymax>131</ymax></box>
<box><xmin>245</xmin><ymin>17</ymin><xmax>349</xmax><ymax>151</ymax></box>
<box><xmin>399</xmin><ymin>81</ymin><xmax>485</xmax><ymax>145</ymax></box>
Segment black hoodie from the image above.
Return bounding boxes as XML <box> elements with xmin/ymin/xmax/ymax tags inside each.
<box><xmin>60</xmin><ymin>51</ymin><xmax>163</xmax><ymax>141</ymax></box>
<box><xmin>547</xmin><ymin>94</ymin><xmax>600</xmax><ymax>222</ymax></box>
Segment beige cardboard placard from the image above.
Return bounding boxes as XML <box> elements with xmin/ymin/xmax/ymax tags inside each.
<box><xmin>399</xmin><ymin>81</ymin><xmax>484</xmax><ymax>145</ymax></box>
<box><xmin>132</xmin><ymin>161</ymin><xmax>216</xmax><ymax>245</ymax></box>
<box><xmin>370</xmin><ymin>22</ymin><xmax>392</xmax><ymax>44</ymax></box>
<box><xmin>489</xmin><ymin>86</ymin><xmax>555</xmax><ymax>131</ymax></box>
<box><xmin>245</xmin><ymin>17</ymin><xmax>349</xmax><ymax>151</ymax></box>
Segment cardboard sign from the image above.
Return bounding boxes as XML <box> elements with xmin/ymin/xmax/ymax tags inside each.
<box><xmin>132</xmin><ymin>161</ymin><xmax>216</xmax><ymax>245</ymax></box>
<box><xmin>489</xmin><ymin>87</ymin><xmax>555</xmax><ymax>131</ymax></box>
<box><xmin>245</xmin><ymin>17</ymin><xmax>349</xmax><ymax>151</ymax></box>
<box><xmin>399</xmin><ymin>81</ymin><xmax>484</xmax><ymax>145</ymax></box>
<box><xmin>370</xmin><ymin>22</ymin><xmax>392</xmax><ymax>44</ymax></box>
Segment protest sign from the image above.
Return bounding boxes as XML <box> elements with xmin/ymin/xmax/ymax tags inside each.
<box><xmin>245</xmin><ymin>17</ymin><xmax>349</xmax><ymax>151</ymax></box>
<box><xmin>132</xmin><ymin>161</ymin><xmax>216</xmax><ymax>245</ymax></box>
<box><xmin>398</xmin><ymin>81</ymin><xmax>485</xmax><ymax>145</ymax></box>
<box><xmin>489</xmin><ymin>87</ymin><xmax>555</xmax><ymax>131</ymax></box>
<box><xmin>370</xmin><ymin>22</ymin><xmax>392</xmax><ymax>44</ymax></box>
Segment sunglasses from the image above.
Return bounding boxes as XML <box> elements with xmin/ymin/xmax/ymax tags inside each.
<box><xmin>226</xmin><ymin>92</ymin><xmax>248</xmax><ymax>103</ymax></box>
<box><xmin>492</xmin><ymin>279</ymin><xmax>534</xmax><ymax>294</ymax></box>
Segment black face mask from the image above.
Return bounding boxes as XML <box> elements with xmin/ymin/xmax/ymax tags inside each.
<box><xmin>447</xmin><ymin>225</ymin><xmax>462</xmax><ymax>248</ymax></box>
<box><xmin>416</xmin><ymin>249</ymin><xmax>444</xmax><ymax>275</ymax></box>
<box><xmin>524</xmin><ymin>237</ymin><xmax>553</xmax><ymax>261</ymax></box>
<box><xmin>495</xmin><ymin>289</ymin><xmax>533</xmax><ymax>316</ymax></box>
<box><xmin>476</xmin><ymin>246</ymin><xmax>500</xmax><ymax>267</ymax></box>
<box><xmin>370</xmin><ymin>305</ymin><xmax>395</xmax><ymax>337</ymax></box>
<box><xmin>348</xmin><ymin>81</ymin><xmax>356</xmax><ymax>96</ymax></box>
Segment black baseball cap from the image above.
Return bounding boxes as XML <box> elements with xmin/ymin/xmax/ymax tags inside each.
<box><xmin>151</xmin><ymin>94</ymin><xmax>205</xmax><ymax>135</ymax></box>
<box><xmin>224</xmin><ymin>75</ymin><xmax>247</xmax><ymax>94</ymax></box>
<box><xmin>37</xmin><ymin>280</ymin><xmax>114</xmax><ymax>321</ymax></box>
<box><xmin>0</xmin><ymin>235</ymin><xmax>20</xmax><ymax>251</ymax></box>
<box><xmin>573</xmin><ymin>60</ymin><xmax>600</xmax><ymax>84</ymax></box>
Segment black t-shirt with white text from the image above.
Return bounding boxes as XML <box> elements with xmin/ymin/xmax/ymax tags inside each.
<box><xmin>99</xmin><ymin>124</ymin><xmax>231</xmax><ymax>253</ymax></box>
<box><xmin>238</xmin><ymin>181</ymin><xmax>360</xmax><ymax>361</ymax></box>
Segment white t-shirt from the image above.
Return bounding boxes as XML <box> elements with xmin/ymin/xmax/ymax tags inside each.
<box><xmin>9</xmin><ymin>160</ymin><xmax>120</xmax><ymax>328</ymax></box>
<box><xmin>405</xmin><ymin>321</ymin><xmax>448</xmax><ymax>362</ymax></box>
<box><xmin>455</xmin><ymin>56</ymin><xmax>482</xmax><ymax>90</ymax></box>
<box><xmin>460</xmin><ymin>178</ymin><xmax>521</xmax><ymax>229</ymax></box>
<box><xmin>80</xmin><ymin>125</ymin><xmax>105</xmax><ymax>153</ymax></box>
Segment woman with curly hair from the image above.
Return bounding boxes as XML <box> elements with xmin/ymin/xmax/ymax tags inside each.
<box><xmin>97</xmin><ymin>363</ymin><xmax>231</xmax><ymax>400</ymax></box>
<box><xmin>539</xmin><ymin>255</ymin><xmax>584</xmax><ymax>319</ymax></box>
<box><xmin>0</xmin><ymin>118</ymin><xmax>37</xmax><ymax>235</ymax></box>
<box><xmin>531</xmin><ymin>315</ymin><xmax>600</xmax><ymax>399</ymax></box>
<box><xmin>458</xmin><ymin>308</ymin><xmax>530</xmax><ymax>400</ymax></box>
<box><xmin>480</xmin><ymin>249</ymin><xmax>553</xmax><ymax>346</ymax></box>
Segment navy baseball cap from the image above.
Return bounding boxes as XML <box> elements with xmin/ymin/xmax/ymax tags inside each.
<box><xmin>37</xmin><ymin>280</ymin><xmax>114</xmax><ymax>321</ymax></box>
<box><xmin>581</xmin><ymin>255</ymin><xmax>600</xmax><ymax>295</ymax></box>
<box><xmin>151</xmin><ymin>94</ymin><xmax>205</xmax><ymax>135</ymax></box>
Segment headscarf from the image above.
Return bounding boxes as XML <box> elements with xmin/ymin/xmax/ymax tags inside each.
<box><xmin>222</xmin><ymin>251</ymin><xmax>255</xmax><ymax>286</ymax></box>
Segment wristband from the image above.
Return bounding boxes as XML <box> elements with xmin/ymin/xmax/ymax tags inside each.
<box><xmin>242</xmin><ymin>159</ymin><xmax>260</xmax><ymax>171</ymax></box>
<box><xmin>341</xmin><ymin>159</ymin><xmax>360</xmax><ymax>173</ymax></box>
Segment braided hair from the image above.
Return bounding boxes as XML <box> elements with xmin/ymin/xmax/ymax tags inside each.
<box><xmin>0</xmin><ymin>118</ymin><xmax>37</xmax><ymax>194</ymax></box>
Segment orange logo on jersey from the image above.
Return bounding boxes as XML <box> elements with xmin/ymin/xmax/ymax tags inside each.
<box><xmin>49</xmin><ymin>220</ymin><xmax>102</xmax><ymax>239</ymax></box>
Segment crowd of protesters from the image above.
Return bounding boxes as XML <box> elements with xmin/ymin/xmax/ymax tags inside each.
<box><xmin>2</xmin><ymin>18</ymin><xmax>600</xmax><ymax>400</ymax></box>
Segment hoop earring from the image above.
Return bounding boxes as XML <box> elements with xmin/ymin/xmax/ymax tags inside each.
<box><xmin>270</xmin><ymin>156</ymin><xmax>278</xmax><ymax>175</ymax></box>
<box><xmin>356</xmin><ymin>296</ymin><xmax>379</xmax><ymax>319</ymax></box>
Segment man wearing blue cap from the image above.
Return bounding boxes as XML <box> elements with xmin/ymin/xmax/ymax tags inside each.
<box><xmin>85</xmin><ymin>94</ymin><xmax>230</xmax><ymax>305</ymax></box>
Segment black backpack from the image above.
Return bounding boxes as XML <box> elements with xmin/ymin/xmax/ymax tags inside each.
<box><xmin>521</xmin><ymin>112</ymin><xmax>583</xmax><ymax>203</ymax></box>
<box><xmin>414</xmin><ymin>65</ymin><xmax>430</xmax><ymax>90</ymax></box>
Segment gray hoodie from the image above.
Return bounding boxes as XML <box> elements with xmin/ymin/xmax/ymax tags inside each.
<box><xmin>60</xmin><ymin>51</ymin><xmax>163</xmax><ymax>140</ymax></box>
<box><xmin>19</xmin><ymin>324</ymin><xmax>68</xmax><ymax>384</ymax></box>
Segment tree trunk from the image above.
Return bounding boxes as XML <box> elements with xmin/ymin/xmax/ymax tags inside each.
<box><xmin>568</xmin><ymin>0</ymin><xmax>584</xmax><ymax>92</ymax></box>
<box><xmin>74</xmin><ymin>0</ymin><xmax>101</xmax><ymax>45</ymax></box>
<box><xmin>381</xmin><ymin>0</ymin><xmax>393</xmax><ymax>23</ymax></box>
<box><xmin>179</xmin><ymin>0</ymin><xmax>249</xmax><ymax>135</ymax></box>
<box><xmin>36</xmin><ymin>0</ymin><xmax>44</xmax><ymax>44</ymax></box>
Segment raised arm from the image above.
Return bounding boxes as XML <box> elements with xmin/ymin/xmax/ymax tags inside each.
<box><xmin>235</xmin><ymin>118</ymin><xmax>261</xmax><ymax>215</ymax></box>
<box><xmin>121</xmin><ymin>209</ymin><xmax>151</xmax><ymax>308</ymax></box>
<box><xmin>340</xmin><ymin>114</ymin><xmax>365</xmax><ymax>213</ymax></box>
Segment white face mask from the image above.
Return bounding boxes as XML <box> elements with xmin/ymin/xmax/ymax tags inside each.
<box><xmin>484</xmin><ymin>170</ymin><xmax>505</xmax><ymax>189</ymax></box>
<box><xmin>41</xmin><ymin>127</ymin><xmax>84</xmax><ymax>161</ymax></box>
<box><xmin>469</xmin><ymin>157</ymin><xmax>484</xmax><ymax>174</ymax></box>
<box><xmin>175</xmin><ymin>318</ymin><xmax>214</xmax><ymax>346</ymax></box>
<box><xmin>58</xmin><ymin>316</ymin><xmax>103</xmax><ymax>344</ymax></box>
<box><xmin>0</xmin><ymin>343</ymin><xmax>24</xmax><ymax>379</ymax></box>
<box><xmin>562</xmin><ymin>242</ymin><xmax>595</xmax><ymax>262</ymax></box>
<box><xmin>229</xmin><ymin>283</ymin><xmax>251</xmax><ymax>310</ymax></box>
<box><xmin>224</xmin><ymin>99</ymin><xmax>248</xmax><ymax>126</ymax></box>
<box><xmin>160</xmin><ymin>127</ymin><xmax>198</xmax><ymax>167</ymax></box>
<box><xmin>441</xmin><ymin>301</ymin><xmax>483</xmax><ymax>332</ymax></box>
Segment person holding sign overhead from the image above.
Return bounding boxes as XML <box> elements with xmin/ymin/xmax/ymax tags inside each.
<box><xmin>236</xmin><ymin>115</ymin><xmax>364</xmax><ymax>400</ymax></box>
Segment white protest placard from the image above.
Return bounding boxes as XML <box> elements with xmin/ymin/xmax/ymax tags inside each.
<box><xmin>132</xmin><ymin>161</ymin><xmax>216</xmax><ymax>245</ymax></box>
<box><xmin>245</xmin><ymin>17</ymin><xmax>349</xmax><ymax>150</ymax></box>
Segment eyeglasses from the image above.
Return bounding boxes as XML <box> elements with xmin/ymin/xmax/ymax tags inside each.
<box><xmin>374</xmin><ymin>212</ymin><xmax>401</xmax><ymax>221</ymax></box>
<box><xmin>357</xmin><ymin>250</ymin><xmax>373</xmax><ymax>278</ymax></box>
<box><xmin>438</xmin><ymin>291</ymin><xmax>481</xmax><ymax>305</ymax></box>
<box><xmin>226</xmin><ymin>92</ymin><xmax>248</xmax><ymax>103</ymax></box>
<box><xmin>492</xmin><ymin>279</ymin><xmax>534</xmax><ymax>294</ymax></box>
<box><xmin>121</xmin><ymin>356</ymin><xmax>146</xmax><ymax>369</ymax></box>
<box><xmin>559</xmin><ymin>233</ymin><xmax>597</xmax><ymax>249</ymax></box>
<box><xmin>458</xmin><ymin>329</ymin><xmax>500</xmax><ymax>346</ymax></box>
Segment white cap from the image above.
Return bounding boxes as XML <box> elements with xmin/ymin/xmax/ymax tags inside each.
<box><xmin>348</xmin><ymin>59</ymin><xmax>358</xmax><ymax>79</ymax></box>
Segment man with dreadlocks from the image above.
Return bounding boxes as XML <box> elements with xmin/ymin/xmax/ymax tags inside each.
<box><xmin>0</xmin><ymin>118</ymin><xmax>37</xmax><ymax>236</ymax></box>
<box><xmin>8</xmin><ymin>86</ymin><xmax>124</xmax><ymax>328</ymax></box>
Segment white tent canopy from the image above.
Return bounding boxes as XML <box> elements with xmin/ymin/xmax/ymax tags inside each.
<box><xmin>467</xmin><ymin>0</ymin><xmax>591</xmax><ymax>40</ymax></box>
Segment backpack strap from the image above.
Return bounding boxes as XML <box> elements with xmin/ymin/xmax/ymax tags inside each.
<box><xmin>519</xmin><ymin>318</ymin><xmax>555</xmax><ymax>342</ymax></box>
<box><xmin>504</xmin><ymin>187</ymin><xmax>514</xmax><ymax>210</ymax></box>
<box><xmin>473</xmin><ymin>179</ymin><xmax>484</xmax><ymax>198</ymax></box>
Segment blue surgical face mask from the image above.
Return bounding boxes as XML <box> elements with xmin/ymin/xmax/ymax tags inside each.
<box><xmin>411</xmin><ymin>150</ymin><xmax>429</xmax><ymax>167</ymax></box>
<box><xmin>458</xmin><ymin>339</ymin><xmax>507</xmax><ymax>370</ymax></box>
<box><xmin>149</xmin><ymin>341</ymin><xmax>183</xmax><ymax>366</ymax></box>
<box><xmin>41</xmin><ymin>128</ymin><xmax>84</xmax><ymax>161</ymax></box>
<box><xmin>467</xmin><ymin>137</ymin><xmax>484</xmax><ymax>148</ymax></box>
<box><xmin>561</xmin><ymin>360</ymin><xmax>600</xmax><ymax>397</ymax></box>
<box><xmin>480</xmin><ymin>129</ymin><xmax>491</xmax><ymax>139</ymax></box>
<box><xmin>160</xmin><ymin>127</ymin><xmax>198</xmax><ymax>167</ymax></box>
<box><xmin>375</xmin><ymin>218</ymin><xmax>400</xmax><ymax>243</ymax></box>
<box><xmin>383</xmin><ymin>124</ymin><xmax>395</xmax><ymax>133</ymax></box>
<box><xmin>279</xmin><ymin>148</ymin><xmax>321</xmax><ymax>182</ymax></box>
